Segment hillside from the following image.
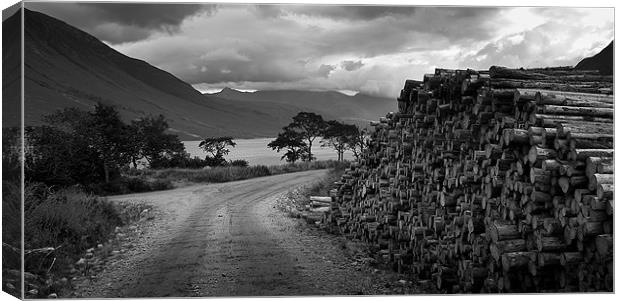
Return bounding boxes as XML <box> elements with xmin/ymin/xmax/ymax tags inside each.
<box><xmin>3</xmin><ymin>9</ymin><xmax>393</xmax><ymax>139</ymax></box>
<box><xmin>575</xmin><ymin>41</ymin><xmax>613</xmax><ymax>75</ymax></box>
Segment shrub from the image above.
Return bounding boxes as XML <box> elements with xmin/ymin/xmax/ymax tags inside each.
<box><xmin>24</xmin><ymin>185</ymin><xmax>122</xmax><ymax>259</ymax></box>
<box><xmin>230</xmin><ymin>159</ymin><xmax>249</xmax><ymax>167</ymax></box>
<box><xmin>85</xmin><ymin>176</ymin><xmax>173</xmax><ymax>195</ymax></box>
<box><xmin>2</xmin><ymin>180</ymin><xmax>22</xmax><ymax>269</ymax></box>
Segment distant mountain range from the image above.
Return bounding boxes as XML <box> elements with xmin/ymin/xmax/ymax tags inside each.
<box><xmin>575</xmin><ymin>41</ymin><xmax>613</xmax><ymax>75</ymax></box>
<box><xmin>2</xmin><ymin>9</ymin><xmax>395</xmax><ymax>139</ymax></box>
<box><xmin>208</xmin><ymin>88</ymin><xmax>395</xmax><ymax>125</ymax></box>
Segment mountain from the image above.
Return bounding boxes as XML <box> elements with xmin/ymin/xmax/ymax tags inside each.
<box><xmin>208</xmin><ymin>88</ymin><xmax>396</xmax><ymax>126</ymax></box>
<box><xmin>575</xmin><ymin>41</ymin><xmax>613</xmax><ymax>75</ymax></box>
<box><xmin>3</xmin><ymin>9</ymin><xmax>394</xmax><ymax>139</ymax></box>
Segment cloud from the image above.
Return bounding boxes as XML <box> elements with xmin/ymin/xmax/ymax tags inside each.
<box><xmin>459</xmin><ymin>8</ymin><xmax>614</xmax><ymax>69</ymax></box>
<box><xmin>317</xmin><ymin>64</ymin><xmax>336</xmax><ymax>77</ymax></box>
<box><xmin>24</xmin><ymin>4</ymin><xmax>614</xmax><ymax>98</ymax></box>
<box><xmin>25</xmin><ymin>2</ymin><xmax>213</xmax><ymax>43</ymax></box>
<box><xmin>341</xmin><ymin>60</ymin><xmax>364</xmax><ymax>71</ymax></box>
<box><xmin>256</xmin><ymin>5</ymin><xmax>420</xmax><ymax>20</ymax></box>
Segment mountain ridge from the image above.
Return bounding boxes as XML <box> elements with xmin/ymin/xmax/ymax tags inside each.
<box><xmin>575</xmin><ymin>41</ymin><xmax>613</xmax><ymax>75</ymax></box>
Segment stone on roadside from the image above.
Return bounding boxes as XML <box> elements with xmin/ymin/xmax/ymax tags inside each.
<box><xmin>75</xmin><ymin>258</ymin><xmax>86</xmax><ymax>266</ymax></box>
<box><xmin>48</xmin><ymin>293</ymin><xmax>58</xmax><ymax>298</ymax></box>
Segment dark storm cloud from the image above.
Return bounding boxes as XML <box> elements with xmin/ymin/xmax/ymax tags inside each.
<box><xmin>341</xmin><ymin>60</ymin><xmax>364</xmax><ymax>71</ymax></box>
<box><xmin>317</xmin><ymin>64</ymin><xmax>336</xmax><ymax>77</ymax></box>
<box><xmin>25</xmin><ymin>2</ymin><xmax>213</xmax><ymax>43</ymax></box>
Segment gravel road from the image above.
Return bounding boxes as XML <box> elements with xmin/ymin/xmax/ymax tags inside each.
<box><xmin>73</xmin><ymin>170</ymin><xmax>417</xmax><ymax>297</ymax></box>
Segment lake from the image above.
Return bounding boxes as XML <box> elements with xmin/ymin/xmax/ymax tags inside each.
<box><xmin>183</xmin><ymin>138</ymin><xmax>353</xmax><ymax>166</ymax></box>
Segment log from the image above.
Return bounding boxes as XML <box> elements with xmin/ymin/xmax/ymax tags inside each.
<box><xmin>588</xmin><ymin>174</ymin><xmax>614</xmax><ymax>191</ymax></box>
<box><xmin>489</xmin><ymin>223</ymin><xmax>521</xmax><ymax>242</ymax></box>
<box><xmin>501</xmin><ymin>252</ymin><xmax>535</xmax><ymax>271</ymax></box>
<box><xmin>597</xmin><ymin>183</ymin><xmax>613</xmax><ymax>200</ymax></box>
<box><xmin>568</xmin><ymin>149</ymin><xmax>613</xmax><ymax>161</ymax></box>
<box><xmin>536</xmin><ymin>236</ymin><xmax>568</xmax><ymax>252</ymax></box>
<box><xmin>594</xmin><ymin>234</ymin><xmax>612</xmax><ymax>257</ymax></box>
<box><xmin>490</xmin><ymin>239</ymin><xmax>527</xmax><ymax>262</ymax></box>
<box><xmin>560</xmin><ymin>252</ymin><xmax>583</xmax><ymax>266</ymax></box>
<box><xmin>541</xmin><ymin>105</ymin><xmax>613</xmax><ymax>118</ymax></box>
<box><xmin>585</xmin><ymin>157</ymin><xmax>614</xmax><ymax>178</ymax></box>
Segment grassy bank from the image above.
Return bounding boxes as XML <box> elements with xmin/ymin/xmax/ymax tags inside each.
<box><xmin>126</xmin><ymin>160</ymin><xmax>349</xmax><ymax>188</ymax></box>
<box><xmin>2</xmin><ymin>182</ymin><xmax>150</xmax><ymax>298</ymax></box>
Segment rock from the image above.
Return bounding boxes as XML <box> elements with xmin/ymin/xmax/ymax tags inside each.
<box><xmin>60</xmin><ymin>277</ymin><xmax>68</xmax><ymax>284</ymax></box>
<box><xmin>86</xmin><ymin>248</ymin><xmax>95</xmax><ymax>253</ymax></box>
<box><xmin>75</xmin><ymin>258</ymin><xmax>86</xmax><ymax>266</ymax></box>
<box><xmin>97</xmin><ymin>244</ymin><xmax>104</xmax><ymax>249</ymax></box>
<box><xmin>48</xmin><ymin>293</ymin><xmax>58</xmax><ymax>298</ymax></box>
<box><xmin>85</xmin><ymin>252</ymin><xmax>93</xmax><ymax>258</ymax></box>
<box><xmin>140</xmin><ymin>209</ymin><xmax>150</xmax><ymax>219</ymax></box>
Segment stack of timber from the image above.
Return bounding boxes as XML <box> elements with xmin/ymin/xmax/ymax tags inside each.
<box><xmin>321</xmin><ymin>66</ymin><xmax>613</xmax><ymax>293</ymax></box>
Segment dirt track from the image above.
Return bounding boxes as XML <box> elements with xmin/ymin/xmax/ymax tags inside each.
<box><xmin>73</xmin><ymin>170</ymin><xmax>415</xmax><ymax>297</ymax></box>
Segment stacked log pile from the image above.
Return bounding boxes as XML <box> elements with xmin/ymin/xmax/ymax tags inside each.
<box><xmin>323</xmin><ymin>66</ymin><xmax>614</xmax><ymax>293</ymax></box>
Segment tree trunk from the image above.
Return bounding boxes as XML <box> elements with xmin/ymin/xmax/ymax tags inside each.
<box><xmin>104</xmin><ymin>163</ymin><xmax>110</xmax><ymax>183</ymax></box>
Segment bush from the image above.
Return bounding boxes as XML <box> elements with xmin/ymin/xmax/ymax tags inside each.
<box><xmin>143</xmin><ymin>159</ymin><xmax>348</xmax><ymax>185</ymax></box>
<box><xmin>24</xmin><ymin>185</ymin><xmax>122</xmax><ymax>259</ymax></box>
<box><xmin>230</xmin><ymin>159</ymin><xmax>249</xmax><ymax>167</ymax></box>
<box><xmin>2</xmin><ymin>180</ymin><xmax>22</xmax><ymax>268</ymax></box>
<box><xmin>86</xmin><ymin>176</ymin><xmax>173</xmax><ymax>195</ymax></box>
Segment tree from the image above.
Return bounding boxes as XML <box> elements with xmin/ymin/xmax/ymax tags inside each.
<box><xmin>85</xmin><ymin>104</ymin><xmax>133</xmax><ymax>183</ymax></box>
<box><xmin>42</xmin><ymin>103</ymin><xmax>133</xmax><ymax>184</ymax></box>
<box><xmin>322</xmin><ymin>120</ymin><xmax>358</xmax><ymax>161</ymax></box>
<box><xmin>349</xmin><ymin>126</ymin><xmax>369</xmax><ymax>160</ymax></box>
<box><xmin>129</xmin><ymin>115</ymin><xmax>186</xmax><ymax>168</ymax></box>
<box><xmin>281</xmin><ymin>112</ymin><xmax>326</xmax><ymax>161</ymax></box>
<box><xmin>199</xmin><ymin>136</ymin><xmax>236</xmax><ymax>166</ymax></box>
<box><xmin>268</xmin><ymin>127</ymin><xmax>309</xmax><ymax>163</ymax></box>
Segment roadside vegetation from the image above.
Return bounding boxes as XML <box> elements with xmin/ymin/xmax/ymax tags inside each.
<box><xmin>129</xmin><ymin>160</ymin><xmax>348</xmax><ymax>185</ymax></box>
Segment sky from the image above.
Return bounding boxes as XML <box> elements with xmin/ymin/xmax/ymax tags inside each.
<box><xmin>24</xmin><ymin>1</ymin><xmax>614</xmax><ymax>98</ymax></box>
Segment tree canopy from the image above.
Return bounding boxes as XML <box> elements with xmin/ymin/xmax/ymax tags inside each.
<box><xmin>322</xmin><ymin>121</ymin><xmax>358</xmax><ymax>161</ymax></box>
<box><xmin>268</xmin><ymin>127</ymin><xmax>310</xmax><ymax>163</ymax></box>
<box><xmin>199</xmin><ymin>136</ymin><xmax>237</xmax><ymax>166</ymax></box>
<box><xmin>24</xmin><ymin>103</ymin><xmax>190</xmax><ymax>186</ymax></box>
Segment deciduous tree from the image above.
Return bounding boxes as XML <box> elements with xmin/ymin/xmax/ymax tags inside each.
<box><xmin>281</xmin><ymin>112</ymin><xmax>327</xmax><ymax>161</ymax></box>
<box><xmin>199</xmin><ymin>136</ymin><xmax>236</xmax><ymax>166</ymax></box>
<box><xmin>322</xmin><ymin>121</ymin><xmax>358</xmax><ymax>161</ymax></box>
<box><xmin>268</xmin><ymin>127</ymin><xmax>309</xmax><ymax>163</ymax></box>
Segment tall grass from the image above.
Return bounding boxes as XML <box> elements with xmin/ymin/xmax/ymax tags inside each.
<box><xmin>130</xmin><ymin>160</ymin><xmax>349</xmax><ymax>184</ymax></box>
<box><xmin>24</xmin><ymin>184</ymin><xmax>122</xmax><ymax>256</ymax></box>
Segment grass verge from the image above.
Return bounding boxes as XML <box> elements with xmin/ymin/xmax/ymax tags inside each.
<box><xmin>128</xmin><ymin>160</ymin><xmax>349</xmax><ymax>187</ymax></box>
<box><xmin>2</xmin><ymin>182</ymin><xmax>149</xmax><ymax>298</ymax></box>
